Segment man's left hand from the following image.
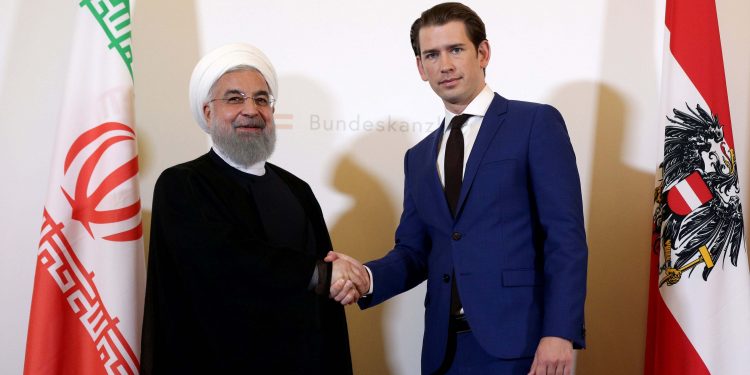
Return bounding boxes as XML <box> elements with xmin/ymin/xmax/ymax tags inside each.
<box><xmin>527</xmin><ymin>336</ymin><xmax>573</xmax><ymax>375</ymax></box>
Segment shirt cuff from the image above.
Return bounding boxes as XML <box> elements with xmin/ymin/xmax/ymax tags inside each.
<box><xmin>364</xmin><ymin>265</ymin><xmax>374</xmax><ymax>295</ymax></box>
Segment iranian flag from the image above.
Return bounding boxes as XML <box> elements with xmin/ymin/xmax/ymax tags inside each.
<box><xmin>646</xmin><ymin>0</ymin><xmax>750</xmax><ymax>374</ymax></box>
<box><xmin>24</xmin><ymin>1</ymin><xmax>144</xmax><ymax>374</ymax></box>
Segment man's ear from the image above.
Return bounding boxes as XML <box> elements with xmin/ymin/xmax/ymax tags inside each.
<box><xmin>203</xmin><ymin>103</ymin><xmax>212</xmax><ymax>126</ymax></box>
<box><xmin>477</xmin><ymin>39</ymin><xmax>491</xmax><ymax>70</ymax></box>
<box><xmin>416</xmin><ymin>56</ymin><xmax>428</xmax><ymax>82</ymax></box>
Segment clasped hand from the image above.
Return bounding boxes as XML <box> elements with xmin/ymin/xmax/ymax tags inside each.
<box><xmin>325</xmin><ymin>251</ymin><xmax>369</xmax><ymax>305</ymax></box>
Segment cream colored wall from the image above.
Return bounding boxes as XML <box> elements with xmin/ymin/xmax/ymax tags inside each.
<box><xmin>1</xmin><ymin>1</ymin><xmax>749</xmax><ymax>374</ymax></box>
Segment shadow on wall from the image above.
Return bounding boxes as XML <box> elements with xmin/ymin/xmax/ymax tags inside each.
<box><xmin>132</xmin><ymin>0</ymin><xmax>205</xmax><ymax>256</ymax></box>
<box><xmin>329</xmin><ymin>129</ymin><xmax>414</xmax><ymax>375</ymax></box>
<box><xmin>561</xmin><ymin>0</ymin><xmax>658</xmax><ymax>372</ymax></box>
<box><xmin>271</xmin><ymin>75</ymin><xmax>396</xmax><ymax>375</ymax></box>
<box><xmin>551</xmin><ymin>82</ymin><xmax>654</xmax><ymax>374</ymax></box>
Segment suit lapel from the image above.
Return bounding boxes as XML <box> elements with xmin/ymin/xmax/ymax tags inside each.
<box><xmin>456</xmin><ymin>94</ymin><xmax>508</xmax><ymax>217</ymax></box>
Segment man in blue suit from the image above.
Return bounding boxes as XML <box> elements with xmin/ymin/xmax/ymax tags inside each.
<box><xmin>329</xmin><ymin>3</ymin><xmax>587</xmax><ymax>374</ymax></box>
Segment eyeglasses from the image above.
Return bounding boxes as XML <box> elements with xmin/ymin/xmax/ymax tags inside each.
<box><xmin>209</xmin><ymin>92</ymin><xmax>276</xmax><ymax>108</ymax></box>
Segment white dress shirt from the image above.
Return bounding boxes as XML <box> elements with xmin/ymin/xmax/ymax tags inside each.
<box><xmin>436</xmin><ymin>84</ymin><xmax>495</xmax><ymax>185</ymax></box>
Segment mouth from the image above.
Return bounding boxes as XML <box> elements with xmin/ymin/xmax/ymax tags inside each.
<box><xmin>439</xmin><ymin>77</ymin><xmax>461</xmax><ymax>86</ymax></box>
<box><xmin>233</xmin><ymin>120</ymin><xmax>266</xmax><ymax>131</ymax></box>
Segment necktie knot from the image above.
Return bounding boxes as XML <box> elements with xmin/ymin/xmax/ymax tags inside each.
<box><xmin>449</xmin><ymin>114</ymin><xmax>471</xmax><ymax>130</ymax></box>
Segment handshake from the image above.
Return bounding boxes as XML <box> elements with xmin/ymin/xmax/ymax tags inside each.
<box><xmin>325</xmin><ymin>251</ymin><xmax>369</xmax><ymax>306</ymax></box>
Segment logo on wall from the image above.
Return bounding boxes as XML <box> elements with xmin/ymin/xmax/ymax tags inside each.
<box><xmin>274</xmin><ymin>113</ymin><xmax>294</xmax><ymax>129</ymax></box>
<box><xmin>652</xmin><ymin>103</ymin><xmax>744</xmax><ymax>287</ymax></box>
<box><xmin>61</xmin><ymin>122</ymin><xmax>142</xmax><ymax>242</ymax></box>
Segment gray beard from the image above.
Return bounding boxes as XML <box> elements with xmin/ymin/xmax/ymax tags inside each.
<box><xmin>209</xmin><ymin>117</ymin><xmax>276</xmax><ymax>167</ymax></box>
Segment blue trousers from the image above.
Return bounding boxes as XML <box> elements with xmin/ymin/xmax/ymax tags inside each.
<box><xmin>438</xmin><ymin>331</ymin><xmax>534</xmax><ymax>375</ymax></box>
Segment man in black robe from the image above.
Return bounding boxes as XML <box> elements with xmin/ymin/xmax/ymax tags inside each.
<box><xmin>140</xmin><ymin>43</ymin><xmax>364</xmax><ymax>374</ymax></box>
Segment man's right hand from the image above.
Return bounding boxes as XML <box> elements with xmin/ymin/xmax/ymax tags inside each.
<box><xmin>326</xmin><ymin>251</ymin><xmax>369</xmax><ymax>305</ymax></box>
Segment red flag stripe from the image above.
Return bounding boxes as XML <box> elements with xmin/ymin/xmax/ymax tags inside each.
<box><xmin>644</xmin><ymin>252</ymin><xmax>710</xmax><ymax>375</ymax></box>
<box><xmin>665</xmin><ymin>0</ymin><xmax>733</xmax><ymax>147</ymax></box>
<box><xmin>685</xmin><ymin>172</ymin><xmax>712</xmax><ymax>204</ymax></box>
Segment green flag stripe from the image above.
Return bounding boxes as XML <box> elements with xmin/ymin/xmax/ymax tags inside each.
<box><xmin>79</xmin><ymin>0</ymin><xmax>134</xmax><ymax>79</ymax></box>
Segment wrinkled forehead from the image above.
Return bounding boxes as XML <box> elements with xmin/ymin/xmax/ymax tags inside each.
<box><xmin>208</xmin><ymin>66</ymin><xmax>270</xmax><ymax>97</ymax></box>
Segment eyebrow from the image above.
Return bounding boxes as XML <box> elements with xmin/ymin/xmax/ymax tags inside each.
<box><xmin>221</xmin><ymin>89</ymin><xmax>270</xmax><ymax>97</ymax></box>
<box><xmin>421</xmin><ymin>48</ymin><xmax>439</xmax><ymax>57</ymax></box>
<box><xmin>421</xmin><ymin>43</ymin><xmax>466</xmax><ymax>57</ymax></box>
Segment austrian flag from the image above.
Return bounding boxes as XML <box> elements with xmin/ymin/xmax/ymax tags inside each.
<box><xmin>646</xmin><ymin>0</ymin><xmax>750</xmax><ymax>374</ymax></box>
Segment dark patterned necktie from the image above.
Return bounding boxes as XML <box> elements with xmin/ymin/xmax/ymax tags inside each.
<box><xmin>444</xmin><ymin>114</ymin><xmax>471</xmax><ymax>217</ymax></box>
<box><xmin>444</xmin><ymin>113</ymin><xmax>470</xmax><ymax>316</ymax></box>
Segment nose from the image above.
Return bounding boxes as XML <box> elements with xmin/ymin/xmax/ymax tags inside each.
<box><xmin>439</xmin><ymin>53</ymin><xmax>454</xmax><ymax>73</ymax></box>
<box><xmin>239</xmin><ymin>98</ymin><xmax>261</xmax><ymax>116</ymax></box>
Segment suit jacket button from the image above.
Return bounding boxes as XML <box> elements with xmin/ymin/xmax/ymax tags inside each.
<box><xmin>452</xmin><ymin>232</ymin><xmax>462</xmax><ymax>240</ymax></box>
<box><xmin>443</xmin><ymin>274</ymin><xmax>450</xmax><ymax>283</ymax></box>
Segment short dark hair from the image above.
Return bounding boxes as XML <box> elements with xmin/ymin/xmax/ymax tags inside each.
<box><xmin>410</xmin><ymin>2</ymin><xmax>487</xmax><ymax>56</ymax></box>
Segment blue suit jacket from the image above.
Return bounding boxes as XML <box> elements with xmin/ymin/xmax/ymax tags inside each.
<box><xmin>359</xmin><ymin>94</ymin><xmax>588</xmax><ymax>374</ymax></box>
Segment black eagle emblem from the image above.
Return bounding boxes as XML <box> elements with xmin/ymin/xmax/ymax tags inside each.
<box><xmin>652</xmin><ymin>103</ymin><xmax>744</xmax><ymax>286</ymax></box>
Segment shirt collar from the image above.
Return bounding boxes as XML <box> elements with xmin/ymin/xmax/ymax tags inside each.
<box><xmin>212</xmin><ymin>146</ymin><xmax>267</xmax><ymax>176</ymax></box>
<box><xmin>443</xmin><ymin>84</ymin><xmax>495</xmax><ymax>133</ymax></box>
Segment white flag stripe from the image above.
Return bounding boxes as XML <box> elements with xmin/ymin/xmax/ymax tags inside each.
<box><xmin>657</xmin><ymin>30</ymin><xmax>709</xmax><ymax>165</ymax></box>
<box><xmin>674</xmin><ymin>178</ymin><xmax>702</xmax><ymax>210</ymax></box>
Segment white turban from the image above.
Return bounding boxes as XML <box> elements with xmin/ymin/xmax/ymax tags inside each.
<box><xmin>189</xmin><ymin>43</ymin><xmax>278</xmax><ymax>133</ymax></box>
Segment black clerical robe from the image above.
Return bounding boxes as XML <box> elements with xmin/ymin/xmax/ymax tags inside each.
<box><xmin>140</xmin><ymin>150</ymin><xmax>352</xmax><ymax>374</ymax></box>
